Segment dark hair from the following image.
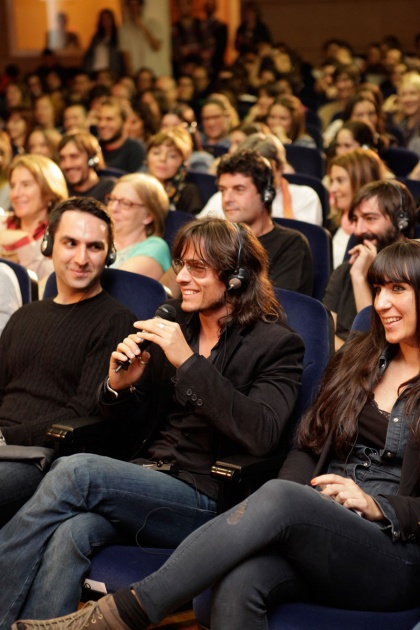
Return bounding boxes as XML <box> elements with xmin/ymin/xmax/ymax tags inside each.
<box><xmin>337</xmin><ymin>120</ymin><xmax>375</xmax><ymax>150</ymax></box>
<box><xmin>297</xmin><ymin>238</ymin><xmax>420</xmax><ymax>455</ymax></box>
<box><xmin>172</xmin><ymin>218</ymin><xmax>283</xmax><ymax>327</ymax></box>
<box><xmin>97</xmin><ymin>9</ymin><xmax>118</xmax><ymax>45</ymax></box>
<box><xmin>216</xmin><ymin>149</ymin><xmax>275</xmax><ymax>211</ymax></box>
<box><xmin>48</xmin><ymin>196</ymin><xmax>114</xmax><ymax>251</ymax></box>
<box><xmin>268</xmin><ymin>95</ymin><xmax>306</xmax><ymax>142</ymax></box>
<box><xmin>333</xmin><ymin>63</ymin><xmax>359</xmax><ymax>84</ymax></box>
<box><xmin>348</xmin><ymin>180</ymin><xmax>416</xmax><ymax>237</ymax></box>
<box><xmin>342</xmin><ymin>93</ymin><xmax>385</xmax><ymax>134</ymax></box>
<box><xmin>58</xmin><ymin>131</ymin><xmax>103</xmax><ymax>167</ymax></box>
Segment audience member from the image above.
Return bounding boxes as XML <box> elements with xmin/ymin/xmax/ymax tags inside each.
<box><xmin>324</xmin><ymin>179</ymin><xmax>416</xmax><ymax>349</ymax></box>
<box><xmin>106</xmin><ymin>173</ymin><xmax>170</xmax><ymax>278</ymax></box>
<box><xmin>332</xmin><ymin>120</ymin><xmax>376</xmax><ymax>156</ymax></box>
<box><xmin>119</xmin><ymin>0</ymin><xmax>164</xmax><ymax>76</ymax></box>
<box><xmin>58</xmin><ymin>132</ymin><xmax>115</xmax><ymax>203</ymax></box>
<box><xmin>97</xmin><ymin>97</ymin><xmax>146</xmax><ymax>172</ymax></box>
<box><xmin>327</xmin><ymin>148</ymin><xmax>386</xmax><ymax>268</ymax></box>
<box><xmin>0</xmin><ymin>131</ymin><xmax>12</xmax><ymax>210</ymax></box>
<box><xmin>62</xmin><ymin>104</ymin><xmax>90</xmax><ymax>134</ymax></box>
<box><xmin>202</xmin><ymin>0</ymin><xmax>228</xmax><ymax>77</ymax></box>
<box><xmin>318</xmin><ymin>64</ymin><xmax>359</xmax><ymax>130</ymax></box>
<box><xmin>22</xmin><ymin>238</ymin><xmax>420</xmax><ymax>630</ymax></box>
<box><xmin>171</xmin><ymin>0</ymin><xmax>210</xmax><ymax>77</ymax></box>
<box><xmin>0</xmin><ymin>197</ymin><xmax>135</xmax><ymax>526</ymax></box>
<box><xmin>393</xmin><ymin>72</ymin><xmax>420</xmax><ymax>158</ymax></box>
<box><xmin>5</xmin><ymin>107</ymin><xmax>33</xmax><ymax>156</ymax></box>
<box><xmin>200</xmin><ymin>97</ymin><xmax>231</xmax><ymax>154</ymax></box>
<box><xmin>26</xmin><ymin>127</ymin><xmax>62</xmax><ymax>162</ymax></box>
<box><xmin>45</xmin><ymin>12</ymin><xmax>81</xmax><ymax>52</ymax></box>
<box><xmin>0</xmin><ymin>154</ymin><xmax>67</xmax><ymax>280</ymax></box>
<box><xmin>33</xmin><ymin>94</ymin><xmax>60</xmax><ymax>131</ymax></box>
<box><xmin>266</xmin><ymin>95</ymin><xmax>317</xmax><ymax>148</ymax></box>
<box><xmin>202</xmin><ymin>134</ymin><xmax>322</xmax><ymax>225</ymax></box>
<box><xmin>0</xmin><ymin>217</ymin><xmax>304</xmax><ymax>625</ymax></box>
<box><xmin>234</xmin><ymin>1</ymin><xmax>272</xmax><ymax>55</ymax></box>
<box><xmin>203</xmin><ymin>149</ymin><xmax>314</xmax><ymax>294</ymax></box>
<box><xmin>146</xmin><ymin>128</ymin><xmax>202</xmax><ymax>214</ymax></box>
<box><xmin>0</xmin><ymin>262</ymin><xmax>22</xmax><ymax>336</ymax></box>
<box><xmin>83</xmin><ymin>9</ymin><xmax>124</xmax><ymax>77</ymax></box>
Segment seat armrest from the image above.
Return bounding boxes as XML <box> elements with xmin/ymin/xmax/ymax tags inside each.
<box><xmin>46</xmin><ymin>416</ymin><xmax>111</xmax><ymax>456</ymax></box>
<box><xmin>211</xmin><ymin>453</ymin><xmax>283</xmax><ymax>483</ymax></box>
<box><xmin>46</xmin><ymin>416</ymin><xmax>107</xmax><ymax>441</ymax></box>
<box><xmin>211</xmin><ymin>453</ymin><xmax>285</xmax><ymax>513</ymax></box>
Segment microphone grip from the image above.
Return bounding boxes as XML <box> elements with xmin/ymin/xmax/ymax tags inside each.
<box><xmin>115</xmin><ymin>338</ymin><xmax>151</xmax><ymax>373</ymax></box>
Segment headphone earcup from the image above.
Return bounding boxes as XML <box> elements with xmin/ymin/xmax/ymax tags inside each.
<box><xmin>262</xmin><ymin>185</ymin><xmax>276</xmax><ymax>205</ymax></box>
<box><xmin>396</xmin><ymin>210</ymin><xmax>410</xmax><ymax>232</ymax></box>
<box><xmin>40</xmin><ymin>230</ymin><xmax>53</xmax><ymax>257</ymax></box>
<box><xmin>106</xmin><ymin>245</ymin><xmax>117</xmax><ymax>266</ymax></box>
<box><xmin>227</xmin><ymin>267</ymin><xmax>250</xmax><ymax>292</ymax></box>
<box><xmin>87</xmin><ymin>155</ymin><xmax>100</xmax><ymax>169</ymax></box>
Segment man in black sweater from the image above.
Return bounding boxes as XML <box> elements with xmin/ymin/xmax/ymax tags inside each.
<box><xmin>0</xmin><ymin>197</ymin><xmax>135</xmax><ymax>524</ymax></box>
<box><xmin>97</xmin><ymin>97</ymin><xmax>145</xmax><ymax>172</ymax></box>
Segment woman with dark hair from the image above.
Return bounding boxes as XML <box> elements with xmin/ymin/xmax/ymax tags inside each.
<box><xmin>83</xmin><ymin>9</ymin><xmax>123</xmax><ymax>76</ymax></box>
<box><xmin>267</xmin><ymin>95</ymin><xmax>317</xmax><ymax>147</ymax></box>
<box><xmin>333</xmin><ymin>120</ymin><xmax>375</xmax><ymax>156</ymax></box>
<box><xmin>5</xmin><ymin>107</ymin><xmax>33</xmax><ymax>156</ymax></box>
<box><xmin>16</xmin><ymin>239</ymin><xmax>420</xmax><ymax>630</ymax></box>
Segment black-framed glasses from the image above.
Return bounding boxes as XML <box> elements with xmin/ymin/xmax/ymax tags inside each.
<box><xmin>105</xmin><ymin>195</ymin><xmax>144</xmax><ymax>211</ymax></box>
<box><xmin>172</xmin><ymin>258</ymin><xmax>209</xmax><ymax>278</ymax></box>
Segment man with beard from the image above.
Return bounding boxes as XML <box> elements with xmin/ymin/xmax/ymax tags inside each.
<box><xmin>323</xmin><ymin>180</ymin><xmax>416</xmax><ymax>350</ymax></box>
<box><xmin>59</xmin><ymin>132</ymin><xmax>116</xmax><ymax>204</ymax></box>
<box><xmin>97</xmin><ymin>97</ymin><xmax>145</xmax><ymax>172</ymax></box>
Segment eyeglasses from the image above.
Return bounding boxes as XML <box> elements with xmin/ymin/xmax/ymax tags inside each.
<box><xmin>172</xmin><ymin>258</ymin><xmax>210</xmax><ymax>278</ymax></box>
<box><xmin>105</xmin><ymin>195</ymin><xmax>144</xmax><ymax>211</ymax></box>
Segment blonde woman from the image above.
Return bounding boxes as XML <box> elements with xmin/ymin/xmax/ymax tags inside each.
<box><xmin>106</xmin><ymin>173</ymin><xmax>171</xmax><ymax>280</ymax></box>
<box><xmin>0</xmin><ymin>154</ymin><xmax>67</xmax><ymax>280</ymax></box>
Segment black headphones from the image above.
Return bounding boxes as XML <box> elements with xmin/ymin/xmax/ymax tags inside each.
<box><xmin>41</xmin><ymin>228</ymin><xmax>117</xmax><ymax>267</ymax></box>
<box><xmin>260</xmin><ymin>160</ymin><xmax>276</xmax><ymax>206</ymax></box>
<box><xmin>226</xmin><ymin>223</ymin><xmax>250</xmax><ymax>292</ymax></box>
<box><xmin>389</xmin><ymin>181</ymin><xmax>411</xmax><ymax>232</ymax></box>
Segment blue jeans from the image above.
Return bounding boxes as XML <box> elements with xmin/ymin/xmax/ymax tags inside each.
<box><xmin>135</xmin><ymin>480</ymin><xmax>420</xmax><ymax>630</ymax></box>
<box><xmin>0</xmin><ymin>461</ymin><xmax>45</xmax><ymax>526</ymax></box>
<box><xmin>0</xmin><ymin>453</ymin><xmax>216</xmax><ymax>629</ymax></box>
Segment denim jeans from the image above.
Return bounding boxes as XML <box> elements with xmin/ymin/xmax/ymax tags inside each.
<box><xmin>0</xmin><ymin>453</ymin><xmax>216</xmax><ymax>629</ymax></box>
<box><xmin>0</xmin><ymin>461</ymin><xmax>45</xmax><ymax>526</ymax></box>
<box><xmin>135</xmin><ymin>479</ymin><xmax>420</xmax><ymax>630</ymax></box>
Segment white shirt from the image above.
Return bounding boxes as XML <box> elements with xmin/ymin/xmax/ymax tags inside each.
<box><xmin>198</xmin><ymin>184</ymin><xmax>323</xmax><ymax>226</ymax></box>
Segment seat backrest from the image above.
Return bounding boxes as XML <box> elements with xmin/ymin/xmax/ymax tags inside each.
<box><xmin>0</xmin><ymin>257</ymin><xmax>34</xmax><ymax>304</ymax></box>
<box><xmin>285</xmin><ymin>145</ymin><xmax>325</xmax><ymax>179</ymax></box>
<box><xmin>185</xmin><ymin>172</ymin><xmax>218</xmax><ymax>205</ymax></box>
<box><xmin>381</xmin><ymin>147</ymin><xmax>419</xmax><ymax>177</ymax></box>
<box><xmin>305</xmin><ymin>123</ymin><xmax>324</xmax><ymax>150</ymax></box>
<box><xmin>43</xmin><ymin>268</ymin><xmax>166</xmax><ymax>319</ymax></box>
<box><xmin>351</xmin><ymin>305</ymin><xmax>372</xmax><ymax>332</ymax></box>
<box><xmin>164</xmin><ymin>210</ymin><xmax>195</xmax><ymax>250</ymax></box>
<box><xmin>274</xmin><ymin>218</ymin><xmax>332</xmax><ymax>300</ymax></box>
<box><xmin>396</xmin><ymin>176</ymin><xmax>420</xmax><ymax>203</ymax></box>
<box><xmin>283</xmin><ymin>172</ymin><xmax>330</xmax><ymax>223</ymax></box>
<box><xmin>275</xmin><ymin>288</ymin><xmax>331</xmax><ymax>416</ymax></box>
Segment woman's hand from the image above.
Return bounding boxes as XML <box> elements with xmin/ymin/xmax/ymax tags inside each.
<box><xmin>311</xmin><ymin>474</ymin><xmax>385</xmax><ymax>521</ymax></box>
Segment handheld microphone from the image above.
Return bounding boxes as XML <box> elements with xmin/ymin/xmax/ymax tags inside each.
<box><xmin>115</xmin><ymin>303</ymin><xmax>177</xmax><ymax>373</ymax></box>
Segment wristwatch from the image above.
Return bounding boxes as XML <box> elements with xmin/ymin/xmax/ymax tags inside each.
<box><xmin>104</xmin><ymin>377</ymin><xmax>135</xmax><ymax>399</ymax></box>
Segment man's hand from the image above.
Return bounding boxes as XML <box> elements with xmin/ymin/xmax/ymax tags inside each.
<box><xmin>131</xmin><ymin>318</ymin><xmax>194</xmax><ymax>369</ymax></box>
<box><xmin>311</xmin><ymin>474</ymin><xmax>385</xmax><ymax>521</ymax></box>
<box><xmin>348</xmin><ymin>240</ymin><xmax>377</xmax><ymax>278</ymax></box>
